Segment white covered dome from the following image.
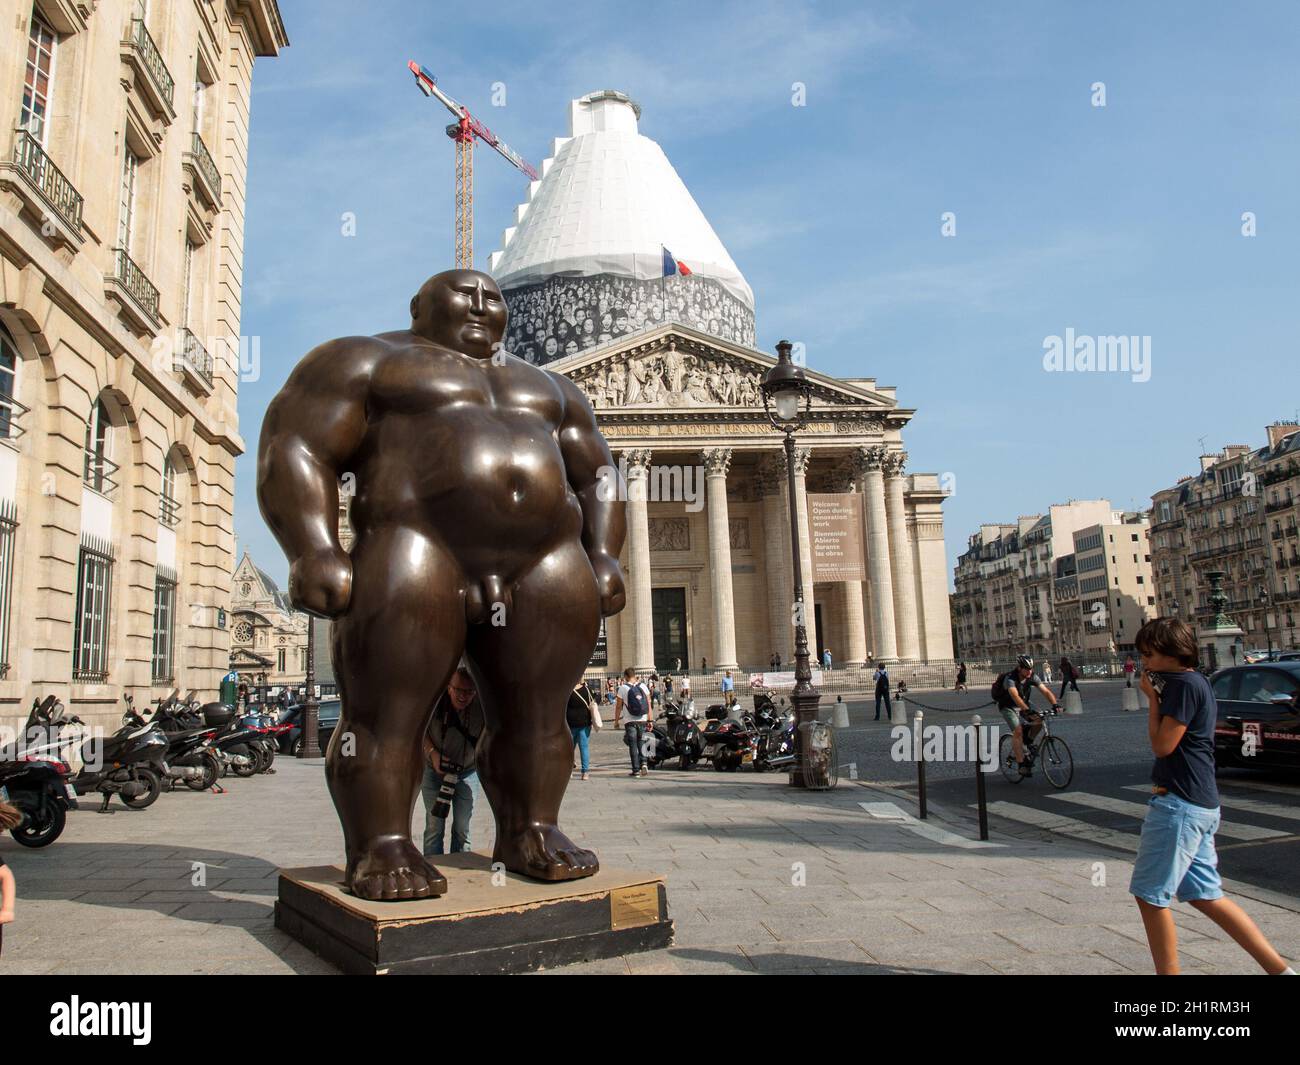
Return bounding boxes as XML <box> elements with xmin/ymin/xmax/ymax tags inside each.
<box><xmin>489</xmin><ymin>90</ymin><xmax>756</xmax><ymax>365</ymax></box>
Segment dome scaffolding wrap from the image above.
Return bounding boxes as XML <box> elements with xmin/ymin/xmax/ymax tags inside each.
<box><xmin>489</xmin><ymin>91</ymin><xmax>755</xmax><ymax>365</ymax></box>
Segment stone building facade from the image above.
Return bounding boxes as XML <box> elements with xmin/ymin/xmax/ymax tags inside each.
<box><xmin>1149</xmin><ymin>422</ymin><xmax>1300</xmax><ymax>652</ymax></box>
<box><xmin>0</xmin><ymin>0</ymin><xmax>286</xmax><ymax>734</ymax></box>
<box><xmin>228</xmin><ymin>548</ymin><xmax>305</xmax><ymax>690</ymax></box>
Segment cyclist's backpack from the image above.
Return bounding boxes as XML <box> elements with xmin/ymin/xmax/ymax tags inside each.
<box><xmin>991</xmin><ymin>673</ymin><xmax>1008</xmax><ymax>705</ymax></box>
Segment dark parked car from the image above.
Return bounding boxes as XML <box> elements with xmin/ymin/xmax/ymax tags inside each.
<box><xmin>1211</xmin><ymin>662</ymin><xmax>1300</xmax><ymax>771</ymax></box>
<box><xmin>276</xmin><ymin>698</ymin><xmax>342</xmax><ymax>755</ymax></box>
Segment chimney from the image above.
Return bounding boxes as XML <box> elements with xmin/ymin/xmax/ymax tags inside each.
<box><xmin>1198</xmin><ymin>454</ymin><xmax>1218</xmax><ymax>472</ymax></box>
<box><xmin>1267</xmin><ymin>422</ymin><xmax>1300</xmax><ymax>450</ymax></box>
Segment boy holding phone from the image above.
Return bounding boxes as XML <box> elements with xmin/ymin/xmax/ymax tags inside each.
<box><xmin>1130</xmin><ymin>617</ymin><xmax>1294</xmax><ymax>975</ymax></box>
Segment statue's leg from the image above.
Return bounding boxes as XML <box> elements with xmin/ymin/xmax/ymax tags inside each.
<box><xmin>330</xmin><ymin>526</ymin><xmax>466</xmax><ymax>900</ymax></box>
<box><xmin>466</xmin><ymin>539</ymin><xmax>601</xmax><ymax>881</ymax></box>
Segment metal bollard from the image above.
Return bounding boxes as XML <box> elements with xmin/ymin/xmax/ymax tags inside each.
<box><xmin>973</xmin><ymin>713</ymin><xmax>988</xmax><ymax>841</ymax></box>
<box><xmin>915</xmin><ymin>709</ymin><xmax>927</xmax><ymax>820</ymax></box>
<box><xmin>832</xmin><ymin>695</ymin><xmax>850</xmax><ymax>729</ymax></box>
<box><xmin>891</xmin><ymin>692</ymin><xmax>907</xmax><ymax>726</ymax></box>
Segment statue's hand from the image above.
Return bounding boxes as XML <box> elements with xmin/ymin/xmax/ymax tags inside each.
<box><xmin>590</xmin><ymin>552</ymin><xmax>626</xmax><ymax>617</ymax></box>
<box><xmin>289</xmin><ymin>546</ymin><xmax>352</xmax><ymax>618</ymax></box>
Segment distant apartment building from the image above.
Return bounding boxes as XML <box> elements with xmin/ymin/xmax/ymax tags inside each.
<box><xmin>1150</xmin><ymin>422</ymin><xmax>1300</xmax><ymax>652</ymax></box>
<box><xmin>951</xmin><ymin>499</ymin><xmax>1121</xmax><ymax>662</ymax></box>
<box><xmin>1068</xmin><ymin>515</ymin><xmax>1155</xmax><ymax>654</ymax></box>
<box><xmin>0</xmin><ymin>1</ymin><xmax>286</xmax><ymax>735</ymax></box>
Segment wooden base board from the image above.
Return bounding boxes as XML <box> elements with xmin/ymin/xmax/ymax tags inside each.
<box><xmin>275</xmin><ymin>852</ymin><xmax>673</xmax><ymax>974</ymax></box>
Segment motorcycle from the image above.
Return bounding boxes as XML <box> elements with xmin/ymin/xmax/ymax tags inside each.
<box><xmin>0</xmin><ymin>755</ymin><xmax>77</xmax><ymax>847</ymax></box>
<box><xmin>750</xmin><ymin>693</ymin><xmax>796</xmax><ymax>772</ymax></box>
<box><xmin>134</xmin><ymin>693</ymin><xmax>222</xmax><ymax>792</ymax></box>
<box><xmin>646</xmin><ymin>697</ymin><xmax>705</xmax><ymax>770</ymax></box>
<box><xmin>699</xmin><ymin>699</ymin><xmax>757</xmax><ymax>772</ymax></box>
<box><xmin>57</xmin><ymin>696</ymin><xmax>169</xmax><ymax>810</ymax></box>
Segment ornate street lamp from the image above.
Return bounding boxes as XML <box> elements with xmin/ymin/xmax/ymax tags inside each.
<box><xmin>298</xmin><ymin>614</ymin><xmax>322</xmax><ymax>758</ymax></box>
<box><xmin>1258</xmin><ymin>589</ymin><xmax>1274</xmax><ymax>658</ymax></box>
<box><xmin>760</xmin><ymin>339</ymin><xmax>821</xmax><ymax>786</ymax></box>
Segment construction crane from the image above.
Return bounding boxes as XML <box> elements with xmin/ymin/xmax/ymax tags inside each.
<box><xmin>408</xmin><ymin>60</ymin><xmax>539</xmax><ymax>269</ymax></box>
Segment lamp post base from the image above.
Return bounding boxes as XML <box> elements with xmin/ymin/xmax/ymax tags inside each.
<box><xmin>787</xmin><ymin>687</ymin><xmax>822</xmax><ymax>788</ymax></box>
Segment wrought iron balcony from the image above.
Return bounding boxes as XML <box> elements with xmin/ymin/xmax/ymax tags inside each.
<box><xmin>176</xmin><ymin>327</ymin><xmax>214</xmax><ymax>390</ymax></box>
<box><xmin>0</xmin><ymin>393</ymin><xmax>31</xmax><ymax>443</ymax></box>
<box><xmin>10</xmin><ymin>128</ymin><xmax>83</xmax><ymax>233</ymax></box>
<box><xmin>83</xmin><ymin>447</ymin><xmax>121</xmax><ymax>496</ymax></box>
<box><xmin>111</xmin><ymin>247</ymin><xmax>160</xmax><ymax>325</ymax></box>
<box><xmin>158</xmin><ymin>493</ymin><xmax>182</xmax><ymax>527</ymax></box>
<box><xmin>127</xmin><ymin>18</ymin><xmax>175</xmax><ymax>111</ymax></box>
<box><xmin>184</xmin><ymin>131</ymin><xmax>222</xmax><ymax>206</ymax></box>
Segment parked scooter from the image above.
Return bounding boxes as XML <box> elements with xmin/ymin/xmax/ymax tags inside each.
<box><xmin>699</xmin><ymin>699</ymin><xmax>757</xmax><ymax>771</ymax></box>
<box><xmin>0</xmin><ymin>754</ymin><xmax>77</xmax><ymax>847</ymax></box>
<box><xmin>135</xmin><ymin>693</ymin><xmax>222</xmax><ymax>791</ymax></box>
<box><xmin>750</xmin><ymin>693</ymin><xmax>796</xmax><ymax>771</ymax></box>
<box><xmin>647</xmin><ymin>696</ymin><xmax>705</xmax><ymax>770</ymax></box>
<box><xmin>57</xmin><ymin>696</ymin><xmax>169</xmax><ymax>810</ymax></box>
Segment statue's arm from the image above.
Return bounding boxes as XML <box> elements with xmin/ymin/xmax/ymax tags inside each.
<box><xmin>256</xmin><ymin>337</ymin><xmax>378</xmax><ymax>616</ymax></box>
<box><xmin>552</xmin><ymin>372</ymin><xmax>627</xmax><ymax>615</ymax></box>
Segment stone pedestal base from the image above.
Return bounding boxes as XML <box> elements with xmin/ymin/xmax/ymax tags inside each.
<box><xmin>275</xmin><ymin>852</ymin><xmax>673</xmax><ymax>975</ymax></box>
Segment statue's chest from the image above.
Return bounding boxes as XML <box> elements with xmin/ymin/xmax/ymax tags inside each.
<box><xmin>371</xmin><ymin>360</ymin><xmax>562</xmax><ymax>430</ymax></box>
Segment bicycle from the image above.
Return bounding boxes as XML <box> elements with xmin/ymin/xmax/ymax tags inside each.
<box><xmin>999</xmin><ymin>705</ymin><xmax>1073</xmax><ymax>788</ymax></box>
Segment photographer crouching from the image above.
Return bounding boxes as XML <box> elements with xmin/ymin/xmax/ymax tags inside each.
<box><xmin>421</xmin><ymin>667</ymin><xmax>484</xmax><ymax>856</ymax></box>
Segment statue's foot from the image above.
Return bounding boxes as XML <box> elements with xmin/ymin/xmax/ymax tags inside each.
<box><xmin>496</xmin><ymin>824</ymin><xmax>599</xmax><ymax>882</ymax></box>
<box><xmin>345</xmin><ymin>836</ymin><xmax>448</xmax><ymax>900</ymax></box>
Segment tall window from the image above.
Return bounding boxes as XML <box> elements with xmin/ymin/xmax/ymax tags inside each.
<box><xmin>151</xmin><ymin>567</ymin><xmax>176</xmax><ymax>682</ymax></box>
<box><xmin>118</xmin><ymin>148</ymin><xmax>139</xmax><ymax>254</ymax></box>
<box><xmin>181</xmin><ymin>239</ymin><xmax>195</xmax><ymax>327</ymax></box>
<box><xmin>20</xmin><ymin>10</ymin><xmax>56</xmax><ymax>142</ymax></box>
<box><xmin>0</xmin><ymin>326</ymin><xmax>17</xmax><ymax>440</ymax></box>
<box><xmin>159</xmin><ymin>453</ymin><xmax>181</xmax><ymax>525</ymax></box>
<box><xmin>0</xmin><ymin>500</ymin><xmax>17</xmax><ymax>679</ymax></box>
<box><xmin>277</xmin><ymin>647</ymin><xmax>286</xmax><ymax>673</ymax></box>
<box><xmin>192</xmin><ymin>76</ymin><xmax>206</xmax><ymax>133</ymax></box>
<box><xmin>83</xmin><ymin>397</ymin><xmax>116</xmax><ymax>494</ymax></box>
<box><xmin>73</xmin><ymin>536</ymin><xmax>114</xmax><ymax>682</ymax></box>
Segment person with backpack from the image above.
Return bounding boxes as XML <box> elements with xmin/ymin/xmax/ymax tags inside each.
<box><xmin>995</xmin><ymin>655</ymin><xmax>1062</xmax><ymax>777</ymax></box>
<box><xmin>1059</xmin><ymin>656</ymin><xmax>1080</xmax><ymax>699</ymax></box>
<box><xmin>955</xmin><ymin>662</ymin><xmax>968</xmax><ymax>691</ymax></box>
<box><xmin>873</xmin><ymin>664</ymin><xmax>891</xmax><ymax>721</ymax></box>
<box><xmin>615</xmin><ymin>666</ymin><xmax>653</xmax><ymax>778</ymax></box>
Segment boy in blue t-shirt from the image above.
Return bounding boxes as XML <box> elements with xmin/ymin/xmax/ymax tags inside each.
<box><xmin>1130</xmin><ymin>618</ymin><xmax>1294</xmax><ymax>975</ymax></box>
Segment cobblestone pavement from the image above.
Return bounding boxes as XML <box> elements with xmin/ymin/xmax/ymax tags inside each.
<box><xmin>1</xmin><ymin>729</ymin><xmax>1296</xmax><ymax>975</ymax></box>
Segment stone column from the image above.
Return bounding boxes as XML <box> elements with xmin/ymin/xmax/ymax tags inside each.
<box><xmin>759</xmin><ymin>454</ymin><xmax>792</xmax><ymax>664</ymax></box>
<box><xmin>703</xmin><ymin>448</ymin><xmax>739</xmax><ymax>671</ymax></box>
<box><xmin>791</xmin><ymin>447</ymin><xmax>817</xmax><ymax>655</ymax></box>
<box><xmin>830</xmin><ymin>469</ymin><xmax>868</xmax><ymax>668</ymax></box>
<box><xmin>854</xmin><ymin>446</ymin><xmax>898</xmax><ymax>663</ymax></box>
<box><xmin>884</xmin><ymin>452</ymin><xmax>922</xmax><ymax>661</ymax></box>
<box><xmin>623</xmin><ymin>449</ymin><xmax>657</xmax><ymax>673</ymax></box>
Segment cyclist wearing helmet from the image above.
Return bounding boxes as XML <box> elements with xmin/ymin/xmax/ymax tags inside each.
<box><xmin>998</xmin><ymin>655</ymin><xmax>1061</xmax><ymax>777</ymax></box>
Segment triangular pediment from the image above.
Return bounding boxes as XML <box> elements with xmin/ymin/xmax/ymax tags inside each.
<box><xmin>547</xmin><ymin>321</ymin><xmax>901</xmax><ymax>417</ymax></box>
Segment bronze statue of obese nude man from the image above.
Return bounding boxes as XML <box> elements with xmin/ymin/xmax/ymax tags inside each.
<box><xmin>256</xmin><ymin>269</ymin><xmax>627</xmax><ymax>901</ymax></box>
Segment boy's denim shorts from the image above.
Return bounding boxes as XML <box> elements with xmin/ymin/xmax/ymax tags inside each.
<box><xmin>1129</xmin><ymin>792</ymin><xmax>1224</xmax><ymax>907</ymax></box>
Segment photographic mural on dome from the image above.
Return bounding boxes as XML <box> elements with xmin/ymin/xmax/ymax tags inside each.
<box><xmin>502</xmin><ymin>272</ymin><xmax>757</xmax><ymax>366</ymax></box>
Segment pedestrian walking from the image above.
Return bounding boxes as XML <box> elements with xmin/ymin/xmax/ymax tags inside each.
<box><xmin>770</xmin><ymin>651</ymin><xmax>779</xmax><ymax>670</ymax></box>
<box><xmin>701</xmin><ymin>656</ymin><xmax>707</xmax><ymax>672</ymax></box>
<box><xmin>567</xmin><ymin>681</ymin><xmax>600</xmax><ymax>780</ymax></box>
<box><xmin>649</xmin><ymin>676</ymin><xmax>662</xmax><ymax>712</ymax></box>
<box><xmin>955</xmin><ymin>661</ymin><xmax>967</xmax><ymax>691</ymax></box>
<box><xmin>420</xmin><ymin>667</ymin><xmax>484</xmax><ymax>856</ymax></box>
<box><xmin>614</xmin><ymin>666</ymin><xmax>653</xmax><ymax>778</ymax></box>
<box><xmin>873</xmin><ymin>665</ymin><xmax>892</xmax><ymax>721</ymax></box>
<box><xmin>1130</xmin><ymin>618</ymin><xmax>1295</xmax><ymax>976</ymax></box>
<box><xmin>1058</xmin><ymin>656</ymin><xmax>1080</xmax><ymax>699</ymax></box>
<box><xmin>1042</xmin><ymin>660</ymin><xmax>1053</xmax><ymax>685</ymax></box>
<box><xmin>822</xmin><ymin>648</ymin><xmax>832</xmax><ymax>671</ymax></box>
<box><xmin>721</xmin><ymin>669</ymin><xmax>735</xmax><ymax>707</ymax></box>
<box><xmin>1124</xmin><ymin>654</ymin><xmax>1136</xmax><ymax>688</ymax></box>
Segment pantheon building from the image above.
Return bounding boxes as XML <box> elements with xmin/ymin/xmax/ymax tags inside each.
<box><xmin>479</xmin><ymin>91</ymin><xmax>952</xmax><ymax>675</ymax></box>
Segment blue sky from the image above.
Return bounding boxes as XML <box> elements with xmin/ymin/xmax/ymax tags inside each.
<box><xmin>237</xmin><ymin>0</ymin><xmax>1300</xmax><ymax>590</ymax></box>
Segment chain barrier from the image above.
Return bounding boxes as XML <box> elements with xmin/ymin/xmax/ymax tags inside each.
<box><xmin>895</xmin><ymin>695</ymin><xmax>999</xmax><ymax>714</ymax></box>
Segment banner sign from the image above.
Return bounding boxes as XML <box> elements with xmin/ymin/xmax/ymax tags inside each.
<box><xmin>809</xmin><ymin>493</ymin><xmax>865</xmax><ymax>582</ymax></box>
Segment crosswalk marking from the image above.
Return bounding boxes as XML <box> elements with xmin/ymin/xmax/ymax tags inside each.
<box><xmin>1122</xmin><ymin>784</ymin><xmax>1300</xmax><ymax>826</ymax></box>
<box><xmin>1051</xmin><ymin>791</ymin><xmax>1285</xmax><ymax>841</ymax></box>
<box><xmin>974</xmin><ymin>800</ymin><xmax>1138</xmax><ymax>852</ymax></box>
<box><xmin>859</xmin><ymin>801</ymin><xmax>1003</xmax><ymax>849</ymax></box>
<box><xmin>1212</xmin><ymin>778</ymin><xmax>1300</xmax><ymax>799</ymax></box>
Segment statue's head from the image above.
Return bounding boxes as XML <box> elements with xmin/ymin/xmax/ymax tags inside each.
<box><xmin>409</xmin><ymin>269</ymin><xmax>507</xmax><ymax>359</ymax></box>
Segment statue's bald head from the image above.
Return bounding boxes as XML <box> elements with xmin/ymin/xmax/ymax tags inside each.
<box><xmin>409</xmin><ymin>269</ymin><xmax>507</xmax><ymax>359</ymax></box>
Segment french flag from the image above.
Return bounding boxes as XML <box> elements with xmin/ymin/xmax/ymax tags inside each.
<box><xmin>662</xmin><ymin>246</ymin><xmax>693</xmax><ymax>277</ymax></box>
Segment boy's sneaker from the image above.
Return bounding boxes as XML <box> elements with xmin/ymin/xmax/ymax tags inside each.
<box><xmin>639</xmin><ymin>765</ymin><xmax>648</xmax><ymax>777</ymax></box>
<box><xmin>1019</xmin><ymin>764</ymin><xmax>1032</xmax><ymax>778</ymax></box>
